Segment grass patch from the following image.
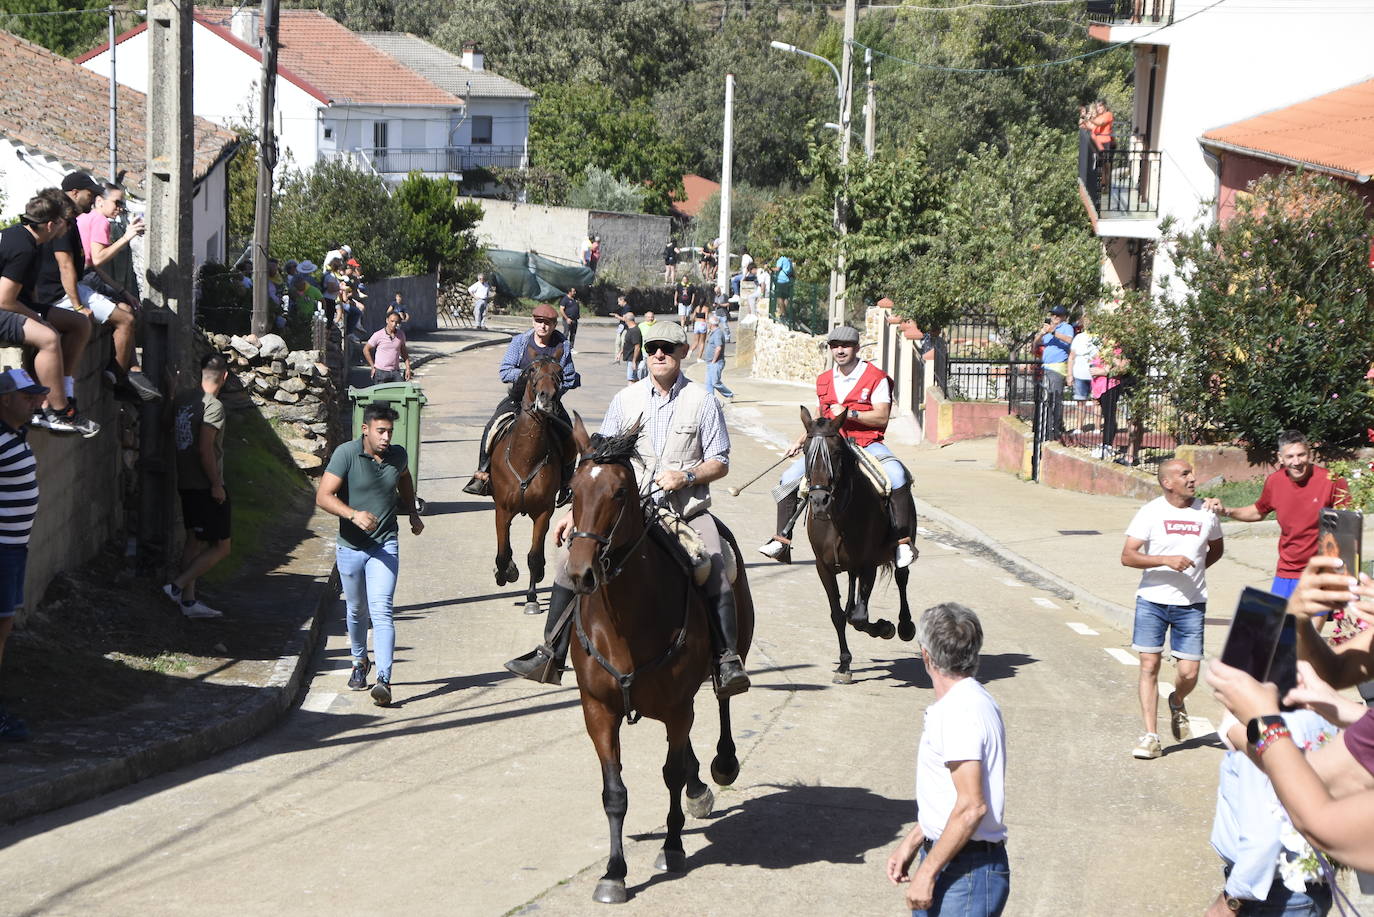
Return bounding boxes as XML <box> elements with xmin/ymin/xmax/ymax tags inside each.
<box><xmin>1197</xmin><ymin>477</ymin><xmax>1264</xmax><ymax>507</ymax></box>
<box><xmin>207</xmin><ymin>405</ymin><xmax>313</xmax><ymax>585</ymax></box>
<box><xmin>105</xmin><ymin>651</ymin><xmax>194</xmax><ymax>674</ymax></box>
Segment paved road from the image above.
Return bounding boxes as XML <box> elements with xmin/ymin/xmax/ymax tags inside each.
<box><xmin>2</xmin><ymin>323</ymin><xmax>1225</xmax><ymax>916</ymax></box>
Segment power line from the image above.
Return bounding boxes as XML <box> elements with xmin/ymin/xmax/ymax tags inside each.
<box><xmin>0</xmin><ymin>6</ymin><xmax>144</xmax><ymax>17</ymax></box>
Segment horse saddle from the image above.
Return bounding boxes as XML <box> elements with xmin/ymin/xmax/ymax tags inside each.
<box><xmin>651</xmin><ymin>508</ymin><xmax>739</xmax><ymax>588</ymax></box>
<box><xmin>484</xmin><ymin>412</ymin><xmax>517</xmax><ymax>455</ymax></box>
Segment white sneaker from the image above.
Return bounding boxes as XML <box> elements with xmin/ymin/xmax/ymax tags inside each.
<box><xmin>1132</xmin><ymin>733</ymin><xmax>1162</xmax><ymax>760</ymax></box>
<box><xmin>758</xmin><ymin>539</ymin><xmax>788</xmax><ymax>559</ymax></box>
<box><xmin>162</xmin><ymin>582</ymin><xmax>182</xmax><ymax>602</ymax></box>
<box><xmin>895</xmin><ymin>542</ymin><xmax>916</xmax><ymax>568</ymax></box>
<box><xmin>182</xmin><ymin>600</ymin><xmax>224</xmax><ymax>619</ymax></box>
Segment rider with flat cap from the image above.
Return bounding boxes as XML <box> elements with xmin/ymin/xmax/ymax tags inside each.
<box><xmin>505</xmin><ymin>320</ymin><xmax>751</xmax><ymax>697</ymax></box>
<box><xmin>464</xmin><ymin>302</ymin><xmax>579</xmax><ymax>503</ymax></box>
<box><xmin>758</xmin><ymin>323</ymin><xmax>916</xmax><ymax>566</ymax></box>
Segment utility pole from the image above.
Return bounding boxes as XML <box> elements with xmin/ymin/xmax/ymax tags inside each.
<box><xmin>864</xmin><ymin>47</ymin><xmax>876</xmax><ymax>161</ymax></box>
<box><xmin>717</xmin><ymin>74</ymin><xmax>735</xmax><ymax>305</ymax></box>
<box><xmin>107</xmin><ymin>5</ymin><xmax>117</xmax><ymax>182</ymax></box>
<box><xmin>251</xmin><ymin>0</ymin><xmax>280</xmax><ymax>338</ymax></box>
<box><xmin>831</xmin><ymin>0</ymin><xmax>857</xmax><ymax>331</ymax></box>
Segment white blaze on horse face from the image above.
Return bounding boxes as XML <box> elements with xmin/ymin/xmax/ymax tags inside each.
<box><xmin>590</xmin><ymin>466</ymin><xmax>603</xmax><ymax>480</ymax></box>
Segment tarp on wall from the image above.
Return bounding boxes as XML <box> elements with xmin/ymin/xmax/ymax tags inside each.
<box><xmin>485</xmin><ymin>250</ymin><xmax>596</xmax><ymax>301</ymax></box>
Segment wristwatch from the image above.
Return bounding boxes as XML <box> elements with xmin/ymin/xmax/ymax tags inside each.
<box><xmin>847</xmin><ymin>409</ymin><xmax>859</xmax><ymax>419</ymax></box>
<box><xmin>683</xmin><ymin>470</ymin><xmax>697</xmax><ymax>486</ymax></box>
<box><xmin>1224</xmin><ymin>893</ymin><xmax>1243</xmax><ymax>912</ymax></box>
<box><xmin>1246</xmin><ymin>714</ymin><xmax>1285</xmax><ymax>747</ymax></box>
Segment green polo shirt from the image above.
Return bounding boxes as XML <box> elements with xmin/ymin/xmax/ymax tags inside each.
<box><xmin>325</xmin><ymin>437</ymin><xmax>409</xmax><ymax>549</ymax></box>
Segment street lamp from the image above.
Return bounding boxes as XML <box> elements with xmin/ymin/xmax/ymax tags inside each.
<box><xmin>769</xmin><ymin>38</ymin><xmax>849</xmax><ymax>331</ymax></box>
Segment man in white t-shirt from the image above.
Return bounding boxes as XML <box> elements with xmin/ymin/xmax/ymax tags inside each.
<box><xmin>1121</xmin><ymin>459</ymin><xmax>1224</xmax><ymax>760</ymax></box>
<box><xmin>888</xmin><ymin>603</ymin><xmax>1009</xmax><ymax>917</ymax></box>
<box><xmin>468</xmin><ymin>273</ymin><xmax>492</xmax><ymax>330</ymax></box>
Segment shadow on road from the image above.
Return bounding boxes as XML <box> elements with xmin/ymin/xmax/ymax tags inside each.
<box><xmin>851</xmin><ymin>652</ymin><xmax>1038</xmax><ymax>688</ymax></box>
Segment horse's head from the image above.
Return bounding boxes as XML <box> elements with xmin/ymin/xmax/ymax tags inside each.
<box><xmin>522</xmin><ymin>346</ymin><xmax>563</xmax><ymax>416</ymax></box>
<box><xmin>565</xmin><ymin>418</ymin><xmax>644</xmax><ymax>594</ymax></box>
<box><xmin>800</xmin><ymin>405</ymin><xmax>848</xmax><ymax>520</ymax></box>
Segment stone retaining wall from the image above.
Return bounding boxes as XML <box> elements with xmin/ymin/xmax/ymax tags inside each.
<box><xmin>748</xmin><ymin>315</ymin><xmax>828</xmax><ymax>385</ymax></box>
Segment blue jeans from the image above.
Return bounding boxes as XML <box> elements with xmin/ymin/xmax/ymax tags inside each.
<box><xmin>1238</xmin><ymin>884</ymin><xmax>1331</xmax><ymax>915</ymax></box>
<box><xmin>705</xmin><ymin>360</ymin><xmax>733</xmax><ymax>397</ymax></box>
<box><xmin>337</xmin><ymin>538</ymin><xmax>400</xmax><ymax>679</ymax></box>
<box><xmin>913</xmin><ymin>844</ymin><xmax>1010</xmax><ymax>917</ymax></box>
<box><xmin>1131</xmin><ymin>596</ymin><xmax>1205</xmax><ymax>660</ymax></box>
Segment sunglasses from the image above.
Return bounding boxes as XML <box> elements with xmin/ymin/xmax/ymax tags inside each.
<box><xmin>532</xmin><ymin>316</ymin><xmax>556</xmax><ymax>324</ymax></box>
<box><xmin>643</xmin><ymin>342</ymin><xmax>678</xmax><ymax>356</ymax></box>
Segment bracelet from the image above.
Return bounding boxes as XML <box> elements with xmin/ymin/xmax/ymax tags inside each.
<box><xmin>1255</xmin><ymin>724</ymin><xmax>1291</xmax><ymax>756</ymax></box>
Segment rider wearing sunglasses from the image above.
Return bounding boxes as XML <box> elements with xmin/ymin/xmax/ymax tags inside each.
<box><xmin>758</xmin><ymin>324</ymin><xmax>916</xmax><ymax>567</ymax></box>
<box><xmin>505</xmin><ymin>320</ymin><xmax>751</xmax><ymax>698</ymax></box>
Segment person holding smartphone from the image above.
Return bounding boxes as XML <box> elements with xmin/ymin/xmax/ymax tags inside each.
<box><xmin>1121</xmin><ymin>459</ymin><xmax>1224</xmax><ymax>759</ymax></box>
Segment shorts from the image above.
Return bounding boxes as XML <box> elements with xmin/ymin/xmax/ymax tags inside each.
<box><xmin>1270</xmin><ymin>576</ymin><xmax>1299</xmax><ymax>599</ymax></box>
<box><xmin>693</xmin><ymin>321</ymin><xmax>707</xmax><ymax>334</ymax></box>
<box><xmin>625</xmin><ymin>359</ymin><xmax>641</xmax><ymax>382</ymax></box>
<box><xmin>180</xmin><ymin>488</ymin><xmax>232</xmax><ymax>544</ymax></box>
<box><xmin>0</xmin><ymin>309</ymin><xmax>26</xmax><ymax>346</ymax></box>
<box><xmin>55</xmin><ymin>283</ymin><xmax>119</xmax><ymax>323</ymax></box>
<box><xmin>1073</xmin><ymin>378</ymin><xmax>1092</xmax><ymax>399</ymax></box>
<box><xmin>1131</xmin><ymin>596</ymin><xmax>1205</xmax><ymax>660</ymax></box>
<box><xmin>678</xmin><ymin>304</ymin><xmax>691</xmax><ymax>319</ymax></box>
<box><xmin>0</xmin><ymin>544</ymin><xmax>27</xmax><ymax>618</ymax></box>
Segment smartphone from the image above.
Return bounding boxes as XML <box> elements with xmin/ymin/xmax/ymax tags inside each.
<box><xmin>1220</xmin><ymin>587</ymin><xmax>1289</xmax><ymax>681</ymax></box>
<box><xmin>1318</xmin><ymin>508</ymin><xmax>1363</xmax><ymax>575</ymax></box>
<box><xmin>1267</xmin><ymin>616</ymin><xmax>1299</xmax><ymax>707</ymax></box>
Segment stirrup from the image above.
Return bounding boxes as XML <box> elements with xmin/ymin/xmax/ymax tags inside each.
<box><xmin>463</xmin><ymin>474</ymin><xmax>490</xmax><ymax>497</ymax></box>
<box><xmin>715</xmin><ymin>653</ymin><xmax>750</xmax><ymax>698</ymax></box>
<box><xmin>758</xmin><ymin>539</ymin><xmax>791</xmax><ymax>565</ymax></box>
<box><xmin>504</xmin><ymin>645</ymin><xmax>563</xmax><ymax>685</ymax></box>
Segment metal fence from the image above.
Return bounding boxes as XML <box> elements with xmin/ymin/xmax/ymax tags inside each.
<box><xmin>769</xmin><ymin>279</ymin><xmax>828</xmax><ymax>334</ymax></box>
<box><xmin>1085</xmin><ymin>0</ymin><xmax>1175</xmax><ymax>25</ymax></box>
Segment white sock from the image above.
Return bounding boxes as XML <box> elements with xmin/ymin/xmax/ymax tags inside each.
<box><xmin>63</xmin><ymin>376</ymin><xmax>74</xmax><ymax>399</ymax></box>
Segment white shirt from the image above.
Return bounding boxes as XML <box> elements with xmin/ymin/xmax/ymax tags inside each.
<box><xmin>468</xmin><ymin>280</ymin><xmax>491</xmax><ymax>303</ymax></box>
<box><xmin>1069</xmin><ymin>332</ymin><xmax>1099</xmax><ymax>381</ymax></box>
<box><xmin>1126</xmin><ymin>496</ymin><xmax>1223</xmax><ymax>604</ymax></box>
<box><xmin>917</xmin><ymin>677</ymin><xmax>1007</xmax><ymax>844</ymax></box>
<box><xmin>831</xmin><ymin>360</ymin><xmax>891</xmax><ymax>405</ymax></box>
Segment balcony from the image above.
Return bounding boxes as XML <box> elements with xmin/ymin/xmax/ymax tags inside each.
<box><xmin>1086</xmin><ymin>0</ymin><xmax>1175</xmax><ymax>43</ymax></box>
<box><xmin>1079</xmin><ymin>135</ymin><xmax>1162</xmax><ymax>237</ymax></box>
<box><xmin>336</xmin><ymin>145</ymin><xmax>528</xmax><ymax>178</ymax></box>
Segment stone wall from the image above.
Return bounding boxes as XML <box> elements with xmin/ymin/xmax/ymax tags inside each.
<box><xmin>748</xmin><ymin>315</ymin><xmax>829</xmax><ymax>386</ymax></box>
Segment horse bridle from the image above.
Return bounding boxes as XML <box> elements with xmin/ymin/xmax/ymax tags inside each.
<box><xmin>804</xmin><ymin>429</ymin><xmax>848</xmax><ymax>518</ymax></box>
<box><xmin>502</xmin><ymin>357</ymin><xmax>571</xmax><ymax>513</ymax></box>
<box><xmin>567</xmin><ymin>469</ymin><xmax>656</xmax><ymax>586</ymax></box>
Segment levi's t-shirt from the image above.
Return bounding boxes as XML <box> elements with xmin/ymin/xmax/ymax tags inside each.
<box><xmin>1254</xmin><ymin>466</ymin><xmax>1348</xmax><ymax>577</ymax></box>
<box><xmin>1126</xmin><ymin>496</ymin><xmax>1223</xmax><ymax>605</ymax></box>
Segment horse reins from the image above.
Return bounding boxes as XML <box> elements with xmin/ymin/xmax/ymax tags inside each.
<box><xmin>502</xmin><ymin>358</ymin><xmax>570</xmax><ymax>514</ymax></box>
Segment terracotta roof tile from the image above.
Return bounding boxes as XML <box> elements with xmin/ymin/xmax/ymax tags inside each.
<box><xmin>0</xmin><ymin>28</ymin><xmax>238</xmax><ymax>195</ymax></box>
<box><xmin>198</xmin><ymin>8</ymin><xmax>462</xmax><ymax>107</ymax></box>
<box><xmin>1202</xmin><ymin>78</ymin><xmax>1374</xmax><ymax>180</ymax></box>
<box><xmin>672</xmin><ymin>174</ymin><xmax>721</xmax><ymax>218</ymax></box>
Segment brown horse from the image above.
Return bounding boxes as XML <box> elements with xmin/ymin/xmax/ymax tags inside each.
<box><xmin>490</xmin><ymin>351</ymin><xmax>572</xmax><ymax>615</ymax></box>
<box><xmin>801</xmin><ymin>406</ymin><xmax>915</xmax><ymax>684</ymax></box>
<box><xmin>563</xmin><ymin>419</ymin><xmax>753</xmax><ymax>904</ymax></box>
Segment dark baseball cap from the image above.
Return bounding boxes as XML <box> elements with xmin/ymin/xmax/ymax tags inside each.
<box><xmin>0</xmin><ymin>368</ymin><xmax>49</xmax><ymax>395</ymax></box>
<box><xmin>1049</xmin><ymin>305</ymin><xmax>1069</xmax><ymax>317</ymax></box>
<box><xmin>61</xmin><ymin>171</ymin><xmax>102</xmax><ymax>194</ymax></box>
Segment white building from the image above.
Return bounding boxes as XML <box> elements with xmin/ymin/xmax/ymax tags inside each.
<box><xmin>0</xmin><ymin>29</ymin><xmax>238</xmax><ymax>268</ymax></box>
<box><xmin>77</xmin><ymin>8</ymin><xmax>467</xmax><ymax>185</ymax></box>
<box><xmin>358</xmin><ymin>35</ymin><xmax>534</xmax><ymax>177</ymax></box>
<box><xmin>1082</xmin><ymin>0</ymin><xmax>1374</xmax><ymax>293</ymax></box>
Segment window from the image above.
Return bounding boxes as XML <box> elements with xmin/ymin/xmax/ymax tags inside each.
<box><xmin>372</xmin><ymin>121</ymin><xmax>389</xmax><ymax>151</ymax></box>
<box><xmin>323</xmin><ymin>126</ymin><xmax>334</xmax><ymax>140</ymax></box>
<box><xmin>471</xmin><ymin>115</ymin><xmax>492</xmax><ymax>145</ymax></box>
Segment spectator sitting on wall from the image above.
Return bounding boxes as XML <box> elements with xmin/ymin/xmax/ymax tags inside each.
<box><xmin>336</xmin><ymin>278</ymin><xmax>364</xmax><ymax>342</ymax></box>
<box><xmin>0</xmin><ymin>369</ymin><xmax>52</xmax><ymax>740</ymax></box>
<box><xmin>387</xmin><ymin>291</ymin><xmax>409</xmax><ymax>327</ymax></box>
<box><xmin>321</xmin><ymin>257</ymin><xmax>343</xmax><ymax>317</ymax></box>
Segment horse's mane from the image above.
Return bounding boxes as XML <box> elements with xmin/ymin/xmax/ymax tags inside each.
<box><xmin>586</xmin><ymin>426</ymin><xmax>641</xmax><ymax>466</ymax></box>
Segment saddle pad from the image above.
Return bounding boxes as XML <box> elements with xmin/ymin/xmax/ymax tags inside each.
<box><xmin>654</xmin><ymin>508</ymin><xmax>738</xmax><ymax>587</ymax></box>
<box><xmin>483</xmin><ymin>412</ymin><xmax>517</xmax><ymax>456</ymax></box>
<box><xmin>847</xmin><ymin>440</ymin><xmax>892</xmax><ymax>498</ymax></box>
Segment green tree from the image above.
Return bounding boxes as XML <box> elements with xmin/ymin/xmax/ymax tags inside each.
<box><xmin>269</xmin><ymin>160</ymin><xmax>404</xmax><ymax>276</ymax></box>
<box><xmin>391</xmin><ymin>171</ymin><xmax>484</xmax><ymax>280</ymax></box>
<box><xmin>565</xmin><ymin>166</ymin><xmax>647</xmax><ymax>213</ymax></box>
<box><xmin>1162</xmin><ymin>171</ymin><xmax>1374</xmax><ymax>455</ymax></box>
<box><xmin>226</xmin><ymin>129</ymin><xmax>258</xmax><ymax>257</ymax></box>
<box><xmin>688</xmin><ymin>184</ymin><xmax>780</xmax><ymax>260</ymax></box>
<box><xmin>528</xmin><ymin>82</ymin><xmax>686</xmax><ymax>215</ymax></box>
<box><xmin>0</xmin><ymin>1</ymin><xmax>140</xmax><ymax>58</ymax></box>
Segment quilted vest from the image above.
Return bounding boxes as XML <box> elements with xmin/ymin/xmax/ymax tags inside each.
<box><xmin>815</xmin><ymin>361</ymin><xmax>891</xmax><ymax>448</ymax></box>
<box><xmin>617</xmin><ymin>377</ymin><xmax>712</xmax><ymax>518</ymax></box>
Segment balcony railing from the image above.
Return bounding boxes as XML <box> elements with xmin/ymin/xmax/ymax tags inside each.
<box><xmin>1086</xmin><ymin>0</ymin><xmax>1174</xmax><ymax>26</ymax></box>
<box><xmin>1079</xmin><ymin>134</ymin><xmax>1160</xmax><ymax>220</ymax></box>
<box><xmin>346</xmin><ymin>145</ymin><xmax>527</xmax><ymax>175</ymax></box>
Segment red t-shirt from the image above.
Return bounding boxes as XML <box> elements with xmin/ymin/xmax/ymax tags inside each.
<box><xmin>1253</xmin><ymin>465</ymin><xmax>1348</xmax><ymax>576</ymax></box>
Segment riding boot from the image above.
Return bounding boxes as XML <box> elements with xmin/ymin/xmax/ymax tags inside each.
<box><xmin>889</xmin><ymin>484</ymin><xmax>918</xmax><ymax>568</ymax></box>
<box><xmin>708</xmin><ymin>590</ymin><xmax>751</xmax><ymax>698</ymax></box>
<box><xmin>504</xmin><ymin>584</ymin><xmax>576</xmax><ymax>685</ymax></box>
<box><xmin>462</xmin><ymin>459</ymin><xmax>491</xmax><ymax>496</ymax></box>
<box><xmin>556</xmin><ymin>458</ymin><xmax>575</xmax><ymax>508</ymax></box>
<box><xmin>757</xmin><ymin>491</ymin><xmax>800</xmax><ymax>564</ymax></box>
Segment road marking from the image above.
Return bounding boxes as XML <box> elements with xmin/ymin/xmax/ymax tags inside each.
<box><xmin>1105</xmin><ymin>648</ymin><xmax>1139</xmax><ymax>666</ymax></box>
<box><xmin>1032</xmin><ymin>597</ymin><xmax>1058</xmax><ymax>609</ymax></box>
<box><xmin>300</xmin><ymin>691</ymin><xmax>338</xmax><ymax>713</ymax></box>
<box><xmin>1066</xmin><ymin>622</ymin><xmax>1098</xmax><ymax>635</ymax></box>
<box><xmin>1000</xmin><ymin>578</ymin><xmax>1025</xmax><ymax>588</ymax></box>
<box><xmin>1189</xmin><ymin>716</ymin><xmax>1215</xmax><ymax>737</ymax></box>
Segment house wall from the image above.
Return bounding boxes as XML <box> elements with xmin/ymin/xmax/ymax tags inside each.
<box><xmin>463</xmin><ymin>197</ymin><xmax>590</xmax><ymax>262</ymax></box>
<box><xmin>325</xmin><ymin>104</ymin><xmax>458</xmax><ymax>155</ymax></box>
<box><xmin>1215</xmin><ymin>151</ymin><xmax>1374</xmax><ymax>225</ymax></box>
<box><xmin>451</xmin><ymin>97</ymin><xmax>530</xmax><ymax>148</ymax></box>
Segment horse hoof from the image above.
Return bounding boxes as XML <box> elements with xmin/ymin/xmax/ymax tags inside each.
<box><xmin>593</xmin><ymin>879</ymin><xmax>627</xmax><ymax>904</ymax></box>
<box><xmin>685</xmin><ymin>786</ymin><xmax>714</xmax><ymax>818</ymax></box>
<box><xmin>710</xmin><ymin>756</ymin><xmax>740</xmax><ymax>787</ymax></box>
<box><xmin>898</xmin><ymin>620</ymin><xmax>916</xmax><ymax>642</ymax></box>
<box><xmin>504</xmin><ymin>563</ymin><xmax>520</xmax><ymax>583</ymax></box>
<box><xmin>493</xmin><ymin>565</ymin><xmax>508</xmax><ymax>587</ymax></box>
<box><xmin>876</xmin><ymin>620</ymin><xmax>897</xmax><ymax>640</ymax></box>
<box><xmin>833</xmin><ymin>671</ymin><xmax>854</xmax><ymax>685</ymax></box>
<box><xmin>654</xmin><ymin>849</ymin><xmax>687</xmax><ymax>873</ymax></box>
<box><xmin>524</xmin><ymin>601</ymin><xmax>543</xmax><ymax>615</ymax></box>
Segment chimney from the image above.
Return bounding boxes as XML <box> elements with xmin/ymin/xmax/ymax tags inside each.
<box><xmin>232</xmin><ymin>6</ymin><xmax>261</xmax><ymax>48</ymax></box>
<box><xmin>461</xmin><ymin>41</ymin><xmax>484</xmax><ymax>72</ymax></box>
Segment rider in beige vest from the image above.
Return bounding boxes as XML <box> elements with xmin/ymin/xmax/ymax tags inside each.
<box><xmin>505</xmin><ymin>321</ymin><xmax>750</xmax><ymax>697</ymax></box>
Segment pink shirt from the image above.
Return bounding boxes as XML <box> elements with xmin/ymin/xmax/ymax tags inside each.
<box><xmin>366</xmin><ymin>327</ymin><xmax>407</xmax><ymax>371</ymax></box>
<box><xmin>76</xmin><ymin>211</ymin><xmax>111</xmax><ymax>263</ymax></box>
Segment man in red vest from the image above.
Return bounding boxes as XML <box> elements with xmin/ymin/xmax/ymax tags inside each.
<box><xmin>759</xmin><ymin>324</ymin><xmax>916</xmax><ymax>566</ymax></box>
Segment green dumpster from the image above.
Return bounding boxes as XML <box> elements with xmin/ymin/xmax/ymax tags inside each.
<box><xmin>348</xmin><ymin>381</ymin><xmax>429</xmax><ymax>513</ymax></box>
